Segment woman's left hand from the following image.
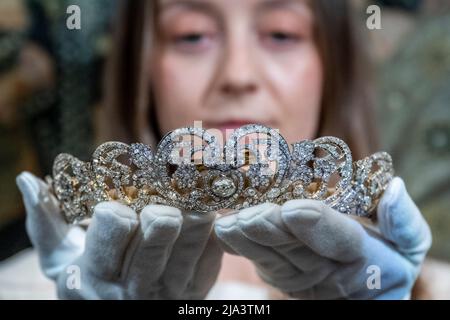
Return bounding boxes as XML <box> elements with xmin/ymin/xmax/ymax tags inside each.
<box><xmin>214</xmin><ymin>177</ymin><xmax>432</xmax><ymax>299</ymax></box>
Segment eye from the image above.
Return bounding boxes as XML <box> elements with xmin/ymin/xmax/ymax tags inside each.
<box><xmin>176</xmin><ymin>33</ymin><xmax>205</xmax><ymax>44</ymax></box>
<box><xmin>173</xmin><ymin>32</ymin><xmax>215</xmax><ymax>52</ymax></box>
<box><xmin>264</xmin><ymin>31</ymin><xmax>301</xmax><ymax>46</ymax></box>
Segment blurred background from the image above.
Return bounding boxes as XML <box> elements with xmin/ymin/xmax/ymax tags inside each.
<box><xmin>0</xmin><ymin>0</ymin><xmax>449</xmax><ymax>299</ymax></box>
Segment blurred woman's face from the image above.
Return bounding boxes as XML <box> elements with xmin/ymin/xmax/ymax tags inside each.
<box><xmin>151</xmin><ymin>0</ymin><xmax>323</xmax><ymax>144</ymax></box>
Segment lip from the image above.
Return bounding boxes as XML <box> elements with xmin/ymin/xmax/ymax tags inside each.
<box><xmin>206</xmin><ymin>120</ymin><xmax>274</xmax><ymax>137</ymax></box>
<box><xmin>217</xmin><ymin>120</ymin><xmax>254</xmax><ymax>131</ymax></box>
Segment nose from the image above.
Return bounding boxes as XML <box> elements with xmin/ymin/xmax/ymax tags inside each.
<box><xmin>218</xmin><ymin>37</ymin><xmax>259</xmax><ymax>96</ymax></box>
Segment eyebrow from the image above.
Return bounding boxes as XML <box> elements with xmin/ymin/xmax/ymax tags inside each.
<box><xmin>256</xmin><ymin>0</ymin><xmax>313</xmax><ymax>25</ymax></box>
<box><xmin>257</xmin><ymin>0</ymin><xmax>310</xmax><ymax>13</ymax></box>
<box><xmin>158</xmin><ymin>0</ymin><xmax>220</xmax><ymax>17</ymax></box>
<box><xmin>260</xmin><ymin>0</ymin><xmax>306</xmax><ymax>8</ymax></box>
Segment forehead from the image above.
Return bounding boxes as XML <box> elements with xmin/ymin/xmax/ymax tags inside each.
<box><xmin>158</xmin><ymin>0</ymin><xmax>310</xmax><ymax>12</ymax></box>
<box><xmin>156</xmin><ymin>0</ymin><xmax>314</xmax><ymax>25</ymax></box>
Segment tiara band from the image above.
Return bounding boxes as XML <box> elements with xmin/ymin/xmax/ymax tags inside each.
<box><xmin>47</xmin><ymin>124</ymin><xmax>393</xmax><ymax>224</ymax></box>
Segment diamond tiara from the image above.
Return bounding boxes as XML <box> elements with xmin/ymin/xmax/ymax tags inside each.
<box><xmin>47</xmin><ymin>124</ymin><xmax>394</xmax><ymax>224</ymax></box>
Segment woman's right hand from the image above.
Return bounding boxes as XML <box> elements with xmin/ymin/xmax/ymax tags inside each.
<box><xmin>16</xmin><ymin>172</ymin><xmax>223</xmax><ymax>299</ymax></box>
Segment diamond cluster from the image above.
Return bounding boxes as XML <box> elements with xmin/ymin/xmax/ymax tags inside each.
<box><xmin>48</xmin><ymin>124</ymin><xmax>394</xmax><ymax>223</ymax></box>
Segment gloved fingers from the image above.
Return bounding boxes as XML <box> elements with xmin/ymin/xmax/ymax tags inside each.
<box><xmin>377</xmin><ymin>177</ymin><xmax>432</xmax><ymax>264</ymax></box>
<box><xmin>56</xmin><ymin>269</ymin><xmax>124</xmax><ymax>300</ymax></box>
<box><xmin>214</xmin><ymin>233</ymin><xmax>239</xmax><ymax>255</ymax></box>
<box><xmin>233</xmin><ymin>203</ymin><xmax>295</xmax><ymax>246</ymax></box>
<box><xmin>273</xmin><ymin>242</ymin><xmax>337</xmax><ymax>274</ymax></box>
<box><xmin>233</xmin><ymin>203</ymin><xmax>333</xmax><ymax>272</ymax></box>
<box><xmin>16</xmin><ymin>171</ymin><xmax>85</xmax><ymax>280</ymax></box>
<box><xmin>17</xmin><ymin>172</ymin><xmax>70</xmax><ymax>247</ymax></box>
<box><xmin>123</xmin><ymin>205</ymin><xmax>183</xmax><ymax>296</ymax></box>
<box><xmin>81</xmin><ymin>201</ymin><xmax>139</xmax><ymax>281</ymax></box>
<box><xmin>281</xmin><ymin>199</ymin><xmax>366</xmax><ymax>263</ymax></box>
<box><xmin>254</xmin><ymin>261</ymin><xmax>332</xmax><ymax>294</ymax></box>
<box><xmin>186</xmin><ymin>233</ymin><xmax>224</xmax><ymax>299</ymax></box>
<box><xmin>215</xmin><ymin>214</ymin><xmax>307</xmax><ymax>285</ymax></box>
<box><xmin>160</xmin><ymin>211</ymin><xmax>218</xmax><ymax>296</ymax></box>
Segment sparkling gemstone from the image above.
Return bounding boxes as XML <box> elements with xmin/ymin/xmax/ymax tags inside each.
<box><xmin>168</xmin><ymin>191</ymin><xmax>178</xmax><ymax>200</ymax></box>
<box><xmin>267</xmin><ymin>188</ymin><xmax>281</xmax><ymax>199</ymax></box>
<box><xmin>173</xmin><ymin>165</ymin><xmax>200</xmax><ymax>189</ymax></box>
<box><xmin>248</xmin><ymin>163</ymin><xmax>272</xmax><ymax>188</ymax></box>
<box><xmin>292</xmin><ymin>184</ymin><xmax>304</xmax><ymax>197</ymax></box>
<box><xmin>369</xmin><ymin>180</ymin><xmax>379</xmax><ymax>195</ymax></box>
<box><xmin>246</xmin><ymin>188</ymin><xmax>257</xmax><ymax>197</ymax></box>
<box><xmin>292</xmin><ymin>141</ymin><xmax>315</xmax><ymax>163</ymax></box>
<box><xmin>130</xmin><ymin>143</ymin><xmax>153</xmax><ymax>168</ymax></box>
<box><xmin>211</xmin><ymin>176</ymin><xmax>236</xmax><ymax>198</ymax></box>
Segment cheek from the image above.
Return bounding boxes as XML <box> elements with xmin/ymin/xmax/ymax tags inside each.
<box><xmin>287</xmin><ymin>53</ymin><xmax>323</xmax><ymax>120</ymax></box>
<box><xmin>264</xmin><ymin>47</ymin><xmax>323</xmax><ymax>142</ymax></box>
<box><xmin>152</xmin><ymin>53</ymin><xmax>216</xmax><ymax>132</ymax></box>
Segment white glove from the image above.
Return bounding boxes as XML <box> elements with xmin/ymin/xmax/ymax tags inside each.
<box><xmin>214</xmin><ymin>177</ymin><xmax>432</xmax><ymax>299</ymax></box>
<box><xmin>16</xmin><ymin>171</ymin><xmax>223</xmax><ymax>299</ymax></box>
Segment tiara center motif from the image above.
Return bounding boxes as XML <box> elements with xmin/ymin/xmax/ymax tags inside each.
<box><xmin>211</xmin><ymin>176</ymin><xmax>237</xmax><ymax>198</ymax></box>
